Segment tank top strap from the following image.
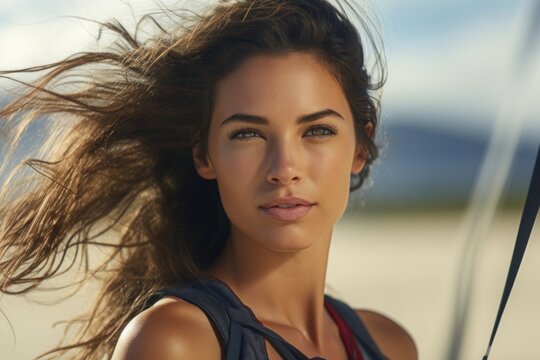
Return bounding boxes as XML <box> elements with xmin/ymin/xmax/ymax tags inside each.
<box><xmin>323</xmin><ymin>295</ymin><xmax>388</xmax><ymax>360</ymax></box>
<box><xmin>144</xmin><ymin>278</ymin><xmax>324</xmax><ymax>360</ymax></box>
<box><xmin>145</xmin><ymin>280</ymin><xmax>233</xmax><ymax>345</ymax></box>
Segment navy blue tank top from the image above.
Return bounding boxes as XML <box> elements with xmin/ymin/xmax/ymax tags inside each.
<box><xmin>144</xmin><ymin>278</ymin><xmax>388</xmax><ymax>360</ymax></box>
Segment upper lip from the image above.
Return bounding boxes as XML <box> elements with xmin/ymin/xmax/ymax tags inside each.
<box><xmin>260</xmin><ymin>196</ymin><xmax>315</xmax><ymax>209</ymax></box>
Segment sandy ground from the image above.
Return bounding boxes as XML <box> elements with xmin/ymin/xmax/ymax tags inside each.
<box><xmin>1</xmin><ymin>211</ymin><xmax>538</xmax><ymax>360</ymax></box>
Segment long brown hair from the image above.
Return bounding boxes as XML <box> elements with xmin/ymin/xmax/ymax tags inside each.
<box><xmin>0</xmin><ymin>0</ymin><xmax>385</xmax><ymax>358</ymax></box>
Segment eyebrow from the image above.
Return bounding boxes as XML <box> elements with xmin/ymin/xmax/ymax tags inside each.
<box><xmin>220</xmin><ymin>108</ymin><xmax>345</xmax><ymax>126</ymax></box>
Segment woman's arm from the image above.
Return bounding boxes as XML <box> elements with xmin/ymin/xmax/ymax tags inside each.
<box><xmin>356</xmin><ymin>309</ymin><xmax>418</xmax><ymax>360</ymax></box>
<box><xmin>111</xmin><ymin>299</ymin><xmax>221</xmax><ymax>360</ymax></box>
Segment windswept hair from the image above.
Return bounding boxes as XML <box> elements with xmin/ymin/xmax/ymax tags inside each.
<box><xmin>0</xmin><ymin>0</ymin><xmax>385</xmax><ymax>358</ymax></box>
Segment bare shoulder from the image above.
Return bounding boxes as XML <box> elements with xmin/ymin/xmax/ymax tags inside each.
<box><xmin>355</xmin><ymin>309</ymin><xmax>418</xmax><ymax>360</ymax></box>
<box><xmin>111</xmin><ymin>297</ymin><xmax>221</xmax><ymax>360</ymax></box>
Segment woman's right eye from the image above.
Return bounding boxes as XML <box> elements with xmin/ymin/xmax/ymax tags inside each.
<box><xmin>228</xmin><ymin>128</ymin><xmax>261</xmax><ymax>140</ymax></box>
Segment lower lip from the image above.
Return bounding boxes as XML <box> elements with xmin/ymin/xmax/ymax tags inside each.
<box><xmin>260</xmin><ymin>205</ymin><xmax>313</xmax><ymax>222</ymax></box>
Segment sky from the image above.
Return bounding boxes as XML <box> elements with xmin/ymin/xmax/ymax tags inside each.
<box><xmin>0</xmin><ymin>0</ymin><xmax>539</xmax><ymax>136</ymax></box>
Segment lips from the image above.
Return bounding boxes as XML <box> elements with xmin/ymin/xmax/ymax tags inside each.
<box><xmin>260</xmin><ymin>196</ymin><xmax>315</xmax><ymax>209</ymax></box>
<box><xmin>259</xmin><ymin>196</ymin><xmax>315</xmax><ymax>222</ymax></box>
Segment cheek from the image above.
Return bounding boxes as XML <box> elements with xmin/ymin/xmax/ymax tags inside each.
<box><xmin>216</xmin><ymin>145</ymin><xmax>264</xmax><ymax>180</ymax></box>
<box><xmin>312</xmin><ymin>139</ymin><xmax>355</xmax><ymax>178</ymax></box>
<box><xmin>321</xmin><ymin>160</ymin><xmax>351</xmax><ymax>197</ymax></box>
<box><xmin>312</xmin><ymin>144</ymin><xmax>355</xmax><ymax>213</ymax></box>
<box><xmin>211</xmin><ymin>146</ymin><xmax>262</xmax><ymax>215</ymax></box>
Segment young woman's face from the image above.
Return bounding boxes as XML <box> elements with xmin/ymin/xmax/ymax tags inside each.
<box><xmin>194</xmin><ymin>52</ymin><xmax>367</xmax><ymax>252</ymax></box>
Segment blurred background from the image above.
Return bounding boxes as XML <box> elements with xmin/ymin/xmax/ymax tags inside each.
<box><xmin>0</xmin><ymin>0</ymin><xmax>538</xmax><ymax>359</ymax></box>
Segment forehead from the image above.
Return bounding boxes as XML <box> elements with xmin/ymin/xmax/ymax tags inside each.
<box><xmin>211</xmin><ymin>53</ymin><xmax>352</xmax><ymax>123</ymax></box>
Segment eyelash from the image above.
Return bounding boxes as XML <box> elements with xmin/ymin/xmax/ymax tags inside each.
<box><xmin>226</xmin><ymin>124</ymin><xmax>339</xmax><ymax>141</ymax></box>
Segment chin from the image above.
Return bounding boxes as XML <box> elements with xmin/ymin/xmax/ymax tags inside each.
<box><xmin>260</xmin><ymin>237</ymin><xmax>316</xmax><ymax>253</ymax></box>
<box><xmin>252</xmin><ymin>226</ymin><xmax>329</xmax><ymax>253</ymax></box>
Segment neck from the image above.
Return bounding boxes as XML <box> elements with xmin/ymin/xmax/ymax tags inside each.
<box><xmin>204</xmin><ymin>226</ymin><xmax>334</xmax><ymax>348</ymax></box>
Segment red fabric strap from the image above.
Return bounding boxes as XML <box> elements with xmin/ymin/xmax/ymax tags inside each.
<box><xmin>325</xmin><ymin>300</ymin><xmax>365</xmax><ymax>360</ymax></box>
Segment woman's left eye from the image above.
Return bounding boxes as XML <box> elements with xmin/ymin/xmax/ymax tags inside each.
<box><xmin>305</xmin><ymin>125</ymin><xmax>337</xmax><ymax>137</ymax></box>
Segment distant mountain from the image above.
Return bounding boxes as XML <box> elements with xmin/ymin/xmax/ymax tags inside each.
<box><xmin>356</xmin><ymin>122</ymin><xmax>538</xmax><ymax>210</ymax></box>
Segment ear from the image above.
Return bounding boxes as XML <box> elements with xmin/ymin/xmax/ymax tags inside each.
<box><xmin>192</xmin><ymin>144</ymin><xmax>217</xmax><ymax>180</ymax></box>
<box><xmin>351</xmin><ymin>122</ymin><xmax>373</xmax><ymax>174</ymax></box>
<box><xmin>351</xmin><ymin>144</ymin><xmax>367</xmax><ymax>174</ymax></box>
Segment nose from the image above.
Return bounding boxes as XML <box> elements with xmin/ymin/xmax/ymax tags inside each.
<box><xmin>265</xmin><ymin>140</ymin><xmax>303</xmax><ymax>185</ymax></box>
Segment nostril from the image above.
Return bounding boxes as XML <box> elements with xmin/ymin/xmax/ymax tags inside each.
<box><xmin>268</xmin><ymin>176</ymin><xmax>300</xmax><ymax>185</ymax></box>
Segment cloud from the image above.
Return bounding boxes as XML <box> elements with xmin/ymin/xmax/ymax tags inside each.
<box><xmin>0</xmin><ymin>1</ymin><xmax>150</xmax><ymax>70</ymax></box>
<box><xmin>381</xmin><ymin>5</ymin><xmax>540</xmax><ymax>133</ymax></box>
<box><xmin>0</xmin><ymin>0</ymin><xmax>215</xmax><ymax>87</ymax></box>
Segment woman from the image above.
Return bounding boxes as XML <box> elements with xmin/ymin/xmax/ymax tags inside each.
<box><xmin>0</xmin><ymin>0</ymin><xmax>417</xmax><ymax>359</ymax></box>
